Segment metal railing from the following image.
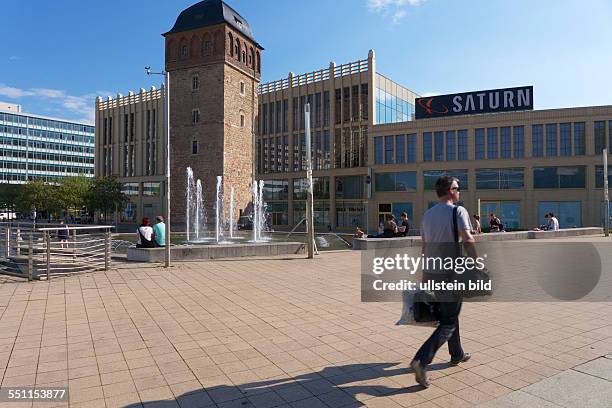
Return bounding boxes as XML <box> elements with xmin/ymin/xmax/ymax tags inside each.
<box><xmin>0</xmin><ymin>224</ymin><xmax>114</xmax><ymax>280</ymax></box>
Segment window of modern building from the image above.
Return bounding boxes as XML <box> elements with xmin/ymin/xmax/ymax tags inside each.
<box><xmin>538</xmin><ymin>201</ymin><xmax>582</xmax><ymax>228</ymax></box>
<box><xmin>361</xmin><ymin>83</ymin><xmax>369</xmax><ymax>121</ymax></box>
<box><xmin>267</xmin><ymin>202</ymin><xmax>288</xmax><ymax>225</ymax></box>
<box><xmin>192</xmin><ymin>140</ymin><xmax>198</xmax><ymax>155</ymax></box>
<box><xmin>292</xmin><ymin>97</ymin><xmax>298</xmax><ymax>129</ymax></box>
<box><xmin>475</xmin><ymin>128</ymin><xmax>485</xmax><ymax>160</ymax></box>
<box><xmin>375</xmin><ymin>74</ymin><xmax>414</xmax><ymax>124</ymax></box>
<box><xmin>384</xmin><ymin>135</ymin><xmax>393</xmax><ymax>164</ymax></box>
<box><xmin>574</xmin><ymin>122</ymin><xmax>585</xmax><ymax>155</ymax></box>
<box><xmin>434</xmin><ymin>131</ymin><xmax>444</xmax><ymax>161</ymax></box>
<box><xmin>512</xmin><ymin>126</ymin><xmax>524</xmax><ymax>158</ymax></box>
<box><xmin>595</xmin><ymin>165</ymin><xmax>612</xmax><ymax>188</ymax></box>
<box><xmin>323</xmin><ymin>91</ymin><xmax>330</xmax><ymax>126</ymax></box>
<box><xmin>315</xmin><ymin>92</ymin><xmax>322</xmax><ymax>127</ymax></box>
<box><xmin>545</xmin><ymin>123</ymin><xmax>558</xmax><ymax>157</ymax></box>
<box><xmin>192</xmin><ymin>109</ymin><xmax>200</xmax><ymax>124</ymax></box>
<box><xmin>458</xmin><ymin>130</ymin><xmax>468</xmax><ymax>161</ymax></box>
<box><xmin>374</xmin><ymin>136</ymin><xmax>383</xmax><ymax>164</ymax></box>
<box><xmin>343</xmin><ymin>87</ymin><xmax>350</xmax><ymax>122</ymax></box>
<box><xmin>595</xmin><ymin>121</ymin><xmax>605</xmax><ymax>154</ymax></box>
<box><xmin>336</xmin><ymin>201</ymin><xmax>365</xmax><ymax>228</ymax></box>
<box><xmin>335</xmin><ymin>176</ymin><xmax>363</xmax><ymax>199</ymax></box>
<box><xmin>334</xmin><ymin>89</ymin><xmax>341</xmax><ymax>124</ymax></box>
<box><xmin>375</xmin><ymin>171</ymin><xmax>416</xmax><ymax>192</ymax></box>
<box><xmin>143</xmin><ymin>182</ymin><xmax>161</xmax><ymax>197</ymax></box>
<box><xmin>532</xmin><ymin>124</ymin><xmax>543</xmax><ymax>157</ymax></box>
<box><xmin>262</xmin><ymin>179</ymin><xmax>289</xmax><ymax>200</ymax></box>
<box><xmin>533</xmin><ymin>166</ymin><xmax>586</xmax><ymax>188</ymax></box>
<box><xmin>500</xmin><ymin>127</ymin><xmax>511</xmax><ymax>159</ymax></box>
<box><xmin>407</xmin><ymin>134</ymin><xmax>417</xmax><ymax>163</ymax></box>
<box><xmin>476</xmin><ymin>168</ymin><xmax>524</xmax><ymax>189</ymax></box>
<box><xmin>480</xmin><ymin>201</ymin><xmax>521</xmax><ymax>229</ymax></box>
<box><xmin>351</xmin><ymin>85</ymin><xmax>359</xmax><ymax>121</ymax></box>
<box><xmin>424</xmin><ymin>169</ymin><xmax>469</xmax><ymax>191</ymax></box>
<box><xmin>262</xmin><ymin>104</ymin><xmax>268</xmax><ymax>134</ymax></box>
<box><xmin>423</xmin><ymin>132</ymin><xmax>432</xmax><ymax>162</ymax></box>
<box><xmin>269</xmin><ymin>101</ymin><xmax>275</xmax><ymax>134</ymax></box>
<box><xmin>293</xmin><ymin>177</ymin><xmax>329</xmax><ymax>200</ymax></box>
<box><xmin>121</xmin><ymin>183</ymin><xmax>139</xmax><ymax>196</ymax></box>
<box><xmin>560</xmin><ymin>123</ymin><xmax>571</xmax><ymax>156</ymax></box>
<box><xmin>282</xmin><ymin>99</ymin><xmax>288</xmax><ymax>132</ymax></box>
<box><xmin>192</xmin><ymin>75</ymin><xmax>199</xmax><ymax>91</ymax></box>
<box><xmin>445</xmin><ymin>130</ymin><xmax>456</xmax><ymax>161</ymax></box>
<box><xmin>487</xmin><ymin>127</ymin><xmax>498</xmax><ymax>159</ymax></box>
<box><xmin>396</xmin><ymin>135</ymin><xmax>405</xmax><ymax>164</ymax></box>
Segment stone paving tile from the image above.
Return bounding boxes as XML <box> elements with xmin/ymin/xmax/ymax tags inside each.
<box><xmin>1</xmin><ymin>251</ymin><xmax>612</xmax><ymax>407</ymax></box>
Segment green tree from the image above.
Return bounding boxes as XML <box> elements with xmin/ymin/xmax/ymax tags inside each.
<box><xmin>0</xmin><ymin>183</ymin><xmax>21</xmax><ymax>210</ymax></box>
<box><xmin>86</xmin><ymin>176</ymin><xmax>129</xmax><ymax>221</ymax></box>
<box><xmin>16</xmin><ymin>179</ymin><xmax>52</xmax><ymax>213</ymax></box>
<box><xmin>56</xmin><ymin>176</ymin><xmax>92</xmax><ymax>216</ymax></box>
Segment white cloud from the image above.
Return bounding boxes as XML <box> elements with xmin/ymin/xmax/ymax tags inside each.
<box><xmin>8</xmin><ymin>56</ymin><xmax>19</xmax><ymax>61</ymax></box>
<box><xmin>0</xmin><ymin>84</ymin><xmax>95</xmax><ymax>124</ymax></box>
<box><xmin>367</xmin><ymin>0</ymin><xmax>425</xmax><ymax>23</ymax></box>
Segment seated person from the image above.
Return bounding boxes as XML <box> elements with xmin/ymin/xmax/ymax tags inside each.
<box><xmin>395</xmin><ymin>212</ymin><xmax>410</xmax><ymax>237</ymax></box>
<box><xmin>368</xmin><ymin>214</ymin><xmax>398</xmax><ymax>238</ymax></box>
<box><xmin>136</xmin><ymin>217</ymin><xmax>156</xmax><ymax>248</ymax></box>
<box><xmin>489</xmin><ymin>213</ymin><xmax>503</xmax><ymax>232</ymax></box>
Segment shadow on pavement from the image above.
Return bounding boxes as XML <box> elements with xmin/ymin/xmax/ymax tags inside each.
<box><xmin>123</xmin><ymin>362</ymin><xmax>427</xmax><ymax>408</ymax></box>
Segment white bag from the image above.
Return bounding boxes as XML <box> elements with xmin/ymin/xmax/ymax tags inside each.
<box><xmin>396</xmin><ymin>290</ymin><xmax>438</xmax><ymax>327</ymax></box>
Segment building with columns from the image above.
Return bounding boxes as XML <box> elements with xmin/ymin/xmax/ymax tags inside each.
<box><xmin>257</xmin><ymin>51</ymin><xmax>612</xmax><ymax>232</ymax></box>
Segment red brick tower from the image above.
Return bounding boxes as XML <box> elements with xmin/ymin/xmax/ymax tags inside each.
<box><xmin>164</xmin><ymin>0</ymin><xmax>262</xmax><ymax>228</ymax></box>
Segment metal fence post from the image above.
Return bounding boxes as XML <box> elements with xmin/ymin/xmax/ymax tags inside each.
<box><xmin>72</xmin><ymin>229</ymin><xmax>77</xmax><ymax>263</ymax></box>
<box><xmin>45</xmin><ymin>231</ymin><xmax>51</xmax><ymax>281</ymax></box>
<box><xmin>3</xmin><ymin>227</ymin><xmax>9</xmax><ymax>258</ymax></box>
<box><xmin>16</xmin><ymin>228</ymin><xmax>21</xmax><ymax>257</ymax></box>
<box><xmin>105</xmin><ymin>229</ymin><xmax>111</xmax><ymax>271</ymax></box>
<box><xmin>27</xmin><ymin>231</ymin><xmax>33</xmax><ymax>281</ymax></box>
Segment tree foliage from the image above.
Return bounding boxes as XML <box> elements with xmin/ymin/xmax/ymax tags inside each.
<box><xmin>15</xmin><ymin>179</ymin><xmax>52</xmax><ymax>213</ymax></box>
<box><xmin>85</xmin><ymin>176</ymin><xmax>129</xmax><ymax>219</ymax></box>
<box><xmin>56</xmin><ymin>176</ymin><xmax>92</xmax><ymax>214</ymax></box>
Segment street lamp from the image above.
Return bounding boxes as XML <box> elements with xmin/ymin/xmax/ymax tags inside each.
<box><xmin>145</xmin><ymin>66</ymin><xmax>171</xmax><ymax>267</ymax></box>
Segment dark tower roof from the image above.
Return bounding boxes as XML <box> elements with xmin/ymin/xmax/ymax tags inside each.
<box><xmin>163</xmin><ymin>0</ymin><xmax>262</xmax><ymax>49</ymax></box>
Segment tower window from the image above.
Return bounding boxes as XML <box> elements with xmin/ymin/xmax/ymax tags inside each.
<box><xmin>192</xmin><ymin>109</ymin><xmax>200</xmax><ymax>124</ymax></box>
<box><xmin>242</xmin><ymin>51</ymin><xmax>246</xmax><ymax>63</ymax></box>
<box><xmin>240</xmin><ymin>113</ymin><xmax>245</xmax><ymax>128</ymax></box>
<box><xmin>192</xmin><ymin>75</ymin><xmax>199</xmax><ymax>91</ymax></box>
<box><xmin>192</xmin><ymin>140</ymin><xmax>198</xmax><ymax>154</ymax></box>
<box><xmin>240</xmin><ymin>81</ymin><xmax>245</xmax><ymax>95</ymax></box>
<box><xmin>181</xmin><ymin>45</ymin><xmax>188</xmax><ymax>58</ymax></box>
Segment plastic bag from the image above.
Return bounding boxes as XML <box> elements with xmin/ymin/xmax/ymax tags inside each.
<box><xmin>396</xmin><ymin>290</ymin><xmax>438</xmax><ymax>327</ymax></box>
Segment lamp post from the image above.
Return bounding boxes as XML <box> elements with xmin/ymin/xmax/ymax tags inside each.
<box><xmin>146</xmin><ymin>67</ymin><xmax>171</xmax><ymax>267</ymax></box>
<box><xmin>305</xmin><ymin>103</ymin><xmax>315</xmax><ymax>258</ymax></box>
<box><xmin>604</xmin><ymin>149</ymin><xmax>609</xmax><ymax>237</ymax></box>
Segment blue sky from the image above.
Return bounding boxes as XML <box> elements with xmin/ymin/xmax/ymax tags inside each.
<box><xmin>1</xmin><ymin>0</ymin><xmax>611</xmax><ymax>124</ymax></box>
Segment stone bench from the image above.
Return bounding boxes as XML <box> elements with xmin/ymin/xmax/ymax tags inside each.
<box><xmin>352</xmin><ymin>227</ymin><xmax>603</xmax><ymax>250</ymax></box>
<box><xmin>127</xmin><ymin>242</ymin><xmax>305</xmax><ymax>262</ymax></box>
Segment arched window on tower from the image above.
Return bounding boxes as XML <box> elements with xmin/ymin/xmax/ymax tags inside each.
<box><xmin>202</xmin><ymin>33</ymin><xmax>212</xmax><ymax>56</ymax></box>
<box><xmin>256</xmin><ymin>51</ymin><xmax>261</xmax><ymax>73</ymax></box>
<box><xmin>235</xmin><ymin>38</ymin><xmax>240</xmax><ymax>60</ymax></box>
<box><xmin>228</xmin><ymin>32</ymin><xmax>234</xmax><ymax>56</ymax></box>
<box><xmin>249</xmin><ymin>47</ymin><xmax>254</xmax><ymax>67</ymax></box>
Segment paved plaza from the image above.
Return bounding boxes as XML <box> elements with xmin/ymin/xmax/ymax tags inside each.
<box><xmin>1</xmin><ymin>240</ymin><xmax>612</xmax><ymax>408</ymax></box>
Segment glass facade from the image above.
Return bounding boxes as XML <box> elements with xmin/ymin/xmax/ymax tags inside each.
<box><xmin>532</xmin><ymin>124</ymin><xmax>543</xmax><ymax>157</ymax></box>
<box><xmin>475</xmin><ymin>128</ymin><xmax>485</xmax><ymax>160</ymax></box>
<box><xmin>375</xmin><ymin>171</ymin><xmax>416</xmax><ymax>192</ymax></box>
<box><xmin>424</xmin><ymin>170</ymin><xmax>468</xmax><ymax>191</ymax></box>
<box><xmin>513</xmin><ymin>126</ymin><xmax>524</xmax><ymax>158</ymax></box>
<box><xmin>336</xmin><ymin>201</ymin><xmax>365</xmax><ymax>228</ymax></box>
<box><xmin>595</xmin><ymin>121</ymin><xmax>605</xmax><ymax>154</ymax></box>
<box><xmin>476</xmin><ymin>168</ymin><xmax>524</xmax><ymax>189</ymax></box>
<box><xmin>533</xmin><ymin>166</ymin><xmax>586</xmax><ymax>189</ymax></box>
<box><xmin>481</xmin><ymin>201</ymin><xmax>521</xmax><ymax>229</ymax></box>
<box><xmin>375</xmin><ymin>73</ymin><xmax>415</xmax><ymax>124</ymax></box>
<box><xmin>423</xmin><ymin>132</ymin><xmax>432</xmax><ymax>162</ymax></box>
<box><xmin>0</xmin><ymin>110</ymin><xmax>95</xmax><ymax>183</ymax></box>
<box><xmin>574</xmin><ymin>122</ymin><xmax>585</xmax><ymax>155</ymax></box>
<box><xmin>546</xmin><ymin>123</ymin><xmax>557</xmax><ymax>157</ymax></box>
<box><xmin>538</xmin><ymin>201</ymin><xmax>582</xmax><ymax>228</ymax></box>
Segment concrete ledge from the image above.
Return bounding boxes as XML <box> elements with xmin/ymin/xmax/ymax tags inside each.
<box><xmin>352</xmin><ymin>227</ymin><xmax>603</xmax><ymax>250</ymax></box>
<box><xmin>127</xmin><ymin>242</ymin><xmax>306</xmax><ymax>262</ymax></box>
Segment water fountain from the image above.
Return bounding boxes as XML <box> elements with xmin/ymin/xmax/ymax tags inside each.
<box><xmin>215</xmin><ymin>175</ymin><xmax>223</xmax><ymax>244</ymax></box>
<box><xmin>228</xmin><ymin>187</ymin><xmax>235</xmax><ymax>239</ymax></box>
<box><xmin>186</xmin><ymin>167</ymin><xmax>194</xmax><ymax>241</ymax></box>
<box><xmin>195</xmin><ymin>179</ymin><xmax>203</xmax><ymax>240</ymax></box>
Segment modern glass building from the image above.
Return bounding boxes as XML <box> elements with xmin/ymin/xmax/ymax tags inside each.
<box><xmin>256</xmin><ymin>51</ymin><xmax>612</xmax><ymax>232</ymax></box>
<box><xmin>0</xmin><ymin>104</ymin><xmax>95</xmax><ymax>184</ymax></box>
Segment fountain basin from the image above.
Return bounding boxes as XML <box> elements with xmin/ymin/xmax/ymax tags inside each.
<box><xmin>126</xmin><ymin>241</ymin><xmax>305</xmax><ymax>262</ymax></box>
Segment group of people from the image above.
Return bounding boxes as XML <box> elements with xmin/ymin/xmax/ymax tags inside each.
<box><xmin>354</xmin><ymin>212</ymin><xmax>410</xmax><ymax>238</ymax></box>
<box><xmin>471</xmin><ymin>212</ymin><xmax>505</xmax><ymax>233</ymax></box>
<box><xmin>136</xmin><ymin>216</ymin><xmax>166</xmax><ymax>248</ymax></box>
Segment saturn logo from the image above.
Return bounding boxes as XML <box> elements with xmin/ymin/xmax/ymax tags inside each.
<box><xmin>417</xmin><ymin>98</ymin><xmax>449</xmax><ymax>115</ymax></box>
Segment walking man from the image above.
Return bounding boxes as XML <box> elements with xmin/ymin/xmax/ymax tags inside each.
<box><xmin>411</xmin><ymin>175</ymin><xmax>476</xmax><ymax>387</ymax></box>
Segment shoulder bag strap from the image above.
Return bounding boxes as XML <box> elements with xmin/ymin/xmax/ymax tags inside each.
<box><xmin>452</xmin><ymin>206</ymin><xmax>459</xmax><ymax>243</ymax></box>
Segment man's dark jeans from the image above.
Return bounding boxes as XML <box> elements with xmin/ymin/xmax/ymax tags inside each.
<box><xmin>413</xmin><ymin>299</ymin><xmax>464</xmax><ymax>367</ymax></box>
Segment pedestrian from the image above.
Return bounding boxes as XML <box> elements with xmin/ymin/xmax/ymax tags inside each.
<box><xmin>548</xmin><ymin>212</ymin><xmax>560</xmax><ymax>230</ymax></box>
<box><xmin>57</xmin><ymin>219</ymin><xmax>69</xmax><ymax>249</ymax></box>
<box><xmin>136</xmin><ymin>217</ymin><xmax>156</xmax><ymax>248</ymax></box>
<box><xmin>410</xmin><ymin>175</ymin><xmax>475</xmax><ymax>388</ymax></box>
<box><xmin>153</xmin><ymin>216</ymin><xmax>166</xmax><ymax>247</ymax></box>
<box><xmin>396</xmin><ymin>212</ymin><xmax>410</xmax><ymax>237</ymax></box>
<box><xmin>472</xmin><ymin>214</ymin><xmax>482</xmax><ymax>234</ymax></box>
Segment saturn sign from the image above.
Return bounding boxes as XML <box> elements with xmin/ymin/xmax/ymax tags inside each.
<box><xmin>415</xmin><ymin>86</ymin><xmax>533</xmax><ymax>119</ymax></box>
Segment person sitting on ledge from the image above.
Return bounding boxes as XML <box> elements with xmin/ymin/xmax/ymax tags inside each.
<box><xmin>153</xmin><ymin>215</ymin><xmax>166</xmax><ymax>247</ymax></box>
<box><xmin>366</xmin><ymin>214</ymin><xmax>398</xmax><ymax>238</ymax></box>
<box><xmin>136</xmin><ymin>217</ymin><xmax>156</xmax><ymax>248</ymax></box>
